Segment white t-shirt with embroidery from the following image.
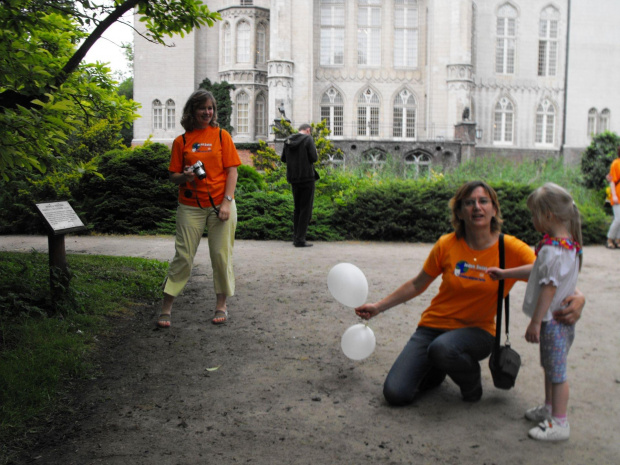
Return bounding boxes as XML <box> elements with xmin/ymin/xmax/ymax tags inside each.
<box><xmin>522</xmin><ymin>245</ymin><xmax>580</xmax><ymax>322</ymax></box>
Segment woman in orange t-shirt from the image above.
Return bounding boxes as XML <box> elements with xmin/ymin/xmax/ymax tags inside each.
<box><xmin>605</xmin><ymin>146</ymin><xmax>620</xmax><ymax>249</ymax></box>
<box><xmin>158</xmin><ymin>90</ymin><xmax>241</xmax><ymax>328</ymax></box>
<box><xmin>355</xmin><ymin>181</ymin><xmax>585</xmax><ymax>405</ymax></box>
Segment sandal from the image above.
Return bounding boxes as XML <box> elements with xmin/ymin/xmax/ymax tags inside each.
<box><xmin>212</xmin><ymin>309</ymin><xmax>228</xmax><ymax>325</ymax></box>
<box><xmin>606</xmin><ymin>241</ymin><xmax>617</xmax><ymax>249</ymax></box>
<box><xmin>157</xmin><ymin>313</ymin><xmax>171</xmax><ymax>328</ymax></box>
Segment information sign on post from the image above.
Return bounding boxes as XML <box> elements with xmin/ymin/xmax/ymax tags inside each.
<box><xmin>36</xmin><ymin>201</ymin><xmax>86</xmax><ymax>235</ymax></box>
<box><xmin>35</xmin><ymin>201</ymin><xmax>87</xmax><ymax>305</ymax></box>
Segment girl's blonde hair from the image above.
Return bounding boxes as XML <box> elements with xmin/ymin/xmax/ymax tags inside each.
<box><xmin>527</xmin><ymin>182</ymin><xmax>583</xmax><ymax>270</ymax></box>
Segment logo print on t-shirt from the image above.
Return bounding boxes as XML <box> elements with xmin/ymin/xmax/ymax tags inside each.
<box><xmin>192</xmin><ymin>143</ymin><xmax>212</xmax><ymax>153</ymax></box>
<box><xmin>454</xmin><ymin>260</ymin><xmax>487</xmax><ymax>282</ymax></box>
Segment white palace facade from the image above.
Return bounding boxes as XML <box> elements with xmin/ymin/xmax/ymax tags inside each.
<box><xmin>133</xmin><ymin>0</ymin><xmax>620</xmax><ymax>167</ymax></box>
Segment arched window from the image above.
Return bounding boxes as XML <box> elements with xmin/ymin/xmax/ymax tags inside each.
<box><xmin>404</xmin><ymin>151</ymin><xmax>431</xmax><ymax>178</ymax></box>
<box><xmin>223</xmin><ymin>22</ymin><xmax>232</xmax><ymax>65</ymax></box>
<box><xmin>599</xmin><ymin>108</ymin><xmax>611</xmax><ymax>133</ymax></box>
<box><xmin>496</xmin><ymin>4</ymin><xmax>517</xmax><ymax>74</ymax></box>
<box><xmin>256</xmin><ymin>22</ymin><xmax>267</xmax><ymax>64</ymax></box>
<box><xmin>236</xmin><ymin>92</ymin><xmax>249</xmax><ymax>134</ymax></box>
<box><xmin>152</xmin><ymin>99</ymin><xmax>163</xmax><ymax>130</ymax></box>
<box><xmin>493</xmin><ymin>97</ymin><xmax>514</xmax><ymax>143</ymax></box>
<box><xmin>538</xmin><ymin>6</ymin><xmax>560</xmax><ymax>76</ymax></box>
<box><xmin>255</xmin><ymin>94</ymin><xmax>267</xmax><ymax>135</ymax></box>
<box><xmin>362</xmin><ymin>148</ymin><xmax>386</xmax><ymax>169</ymax></box>
<box><xmin>237</xmin><ymin>21</ymin><xmax>250</xmax><ymax>63</ymax></box>
<box><xmin>535</xmin><ymin>99</ymin><xmax>555</xmax><ymax>144</ymax></box>
<box><xmin>393</xmin><ymin>89</ymin><xmax>416</xmax><ymax>139</ymax></box>
<box><xmin>320</xmin><ymin>88</ymin><xmax>344</xmax><ymax>136</ymax></box>
<box><xmin>357</xmin><ymin>88</ymin><xmax>380</xmax><ymax>136</ymax></box>
<box><xmin>394</xmin><ymin>0</ymin><xmax>418</xmax><ymax>68</ymax></box>
<box><xmin>165</xmin><ymin>99</ymin><xmax>175</xmax><ymax>130</ymax></box>
<box><xmin>587</xmin><ymin>108</ymin><xmax>598</xmax><ymax>137</ymax></box>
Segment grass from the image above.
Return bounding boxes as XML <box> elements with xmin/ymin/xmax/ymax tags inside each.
<box><xmin>0</xmin><ymin>251</ymin><xmax>167</xmax><ymax>463</ymax></box>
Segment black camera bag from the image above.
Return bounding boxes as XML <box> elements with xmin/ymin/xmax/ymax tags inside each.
<box><xmin>489</xmin><ymin>234</ymin><xmax>521</xmax><ymax>390</ymax></box>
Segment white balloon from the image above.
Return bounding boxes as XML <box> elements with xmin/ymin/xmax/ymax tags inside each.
<box><xmin>327</xmin><ymin>263</ymin><xmax>369</xmax><ymax>308</ymax></box>
<box><xmin>341</xmin><ymin>324</ymin><xmax>376</xmax><ymax>360</ymax></box>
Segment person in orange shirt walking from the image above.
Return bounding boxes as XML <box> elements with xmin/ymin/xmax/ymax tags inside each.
<box><xmin>158</xmin><ymin>90</ymin><xmax>241</xmax><ymax>328</ymax></box>
<box><xmin>605</xmin><ymin>147</ymin><xmax>620</xmax><ymax>249</ymax></box>
<box><xmin>355</xmin><ymin>181</ymin><xmax>585</xmax><ymax>404</ymax></box>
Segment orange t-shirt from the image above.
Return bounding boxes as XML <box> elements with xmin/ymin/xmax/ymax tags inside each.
<box><xmin>609</xmin><ymin>158</ymin><xmax>620</xmax><ymax>206</ymax></box>
<box><xmin>420</xmin><ymin>233</ymin><xmax>535</xmax><ymax>335</ymax></box>
<box><xmin>168</xmin><ymin>126</ymin><xmax>241</xmax><ymax>207</ymax></box>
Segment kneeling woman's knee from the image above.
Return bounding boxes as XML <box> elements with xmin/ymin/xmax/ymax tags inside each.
<box><xmin>427</xmin><ymin>339</ymin><xmax>456</xmax><ymax>368</ymax></box>
<box><xmin>383</xmin><ymin>379</ymin><xmax>415</xmax><ymax>406</ymax></box>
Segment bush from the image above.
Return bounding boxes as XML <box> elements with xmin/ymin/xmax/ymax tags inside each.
<box><xmin>580</xmin><ymin>131</ymin><xmax>620</xmax><ymax>189</ymax></box>
<box><xmin>74</xmin><ymin>143</ymin><xmax>177</xmax><ymax>234</ymax></box>
<box><xmin>236</xmin><ymin>191</ymin><xmax>343</xmax><ymax>242</ymax></box>
<box><xmin>332</xmin><ymin>180</ymin><xmax>453</xmax><ymax>242</ymax></box>
<box><xmin>236</xmin><ymin>164</ymin><xmax>265</xmax><ymax>195</ymax></box>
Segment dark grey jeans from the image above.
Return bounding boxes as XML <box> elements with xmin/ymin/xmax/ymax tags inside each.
<box><xmin>383</xmin><ymin>326</ymin><xmax>495</xmax><ymax>405</ymax></box>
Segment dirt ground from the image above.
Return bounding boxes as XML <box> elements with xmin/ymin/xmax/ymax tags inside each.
<box><xmin>2</xmin><ymin>235</ymin><xmax>619</xmax><ymax>465</ymax></box>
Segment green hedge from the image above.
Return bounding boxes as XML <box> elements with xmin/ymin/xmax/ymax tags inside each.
<box><xmin>74</xmin><ymin>143</ymin><xmax>177</xmax><ymax>234</ymax></box>
<box><xmin>0</xmin><ymin>147</ymin><xmax>610</xmax><ymax>245</ymax></box>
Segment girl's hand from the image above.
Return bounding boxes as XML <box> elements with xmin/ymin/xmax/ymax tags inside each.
<box><xmin>486</xmin><ymin>267</ymin><xmax>504</xmax><ymax>281</ymax></box>
<box><xmin>525</xmin><ymin>321</ymin><xmax>541</xmax><ymax>343</ymax></box>
<box><xmin>355</xmin><ymin>303</ymin><xmax>381</xmax><ymax>320</ymax></box>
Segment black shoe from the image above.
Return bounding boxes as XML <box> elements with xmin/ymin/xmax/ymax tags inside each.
<box><xmin>294</xmin><ymin>242</ymin><xmax>313</xmax><ymax>248</ymax></box>
<box><xmin>461</xmin><ymin>385</ymin><xmax>483</xmax><ymax>402</ymax></box>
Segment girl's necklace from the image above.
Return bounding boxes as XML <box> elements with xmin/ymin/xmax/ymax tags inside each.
<box><xmin>535</xmin><ymin>234</ymin><xmax>582</xmax><ymax>256</ymax></box>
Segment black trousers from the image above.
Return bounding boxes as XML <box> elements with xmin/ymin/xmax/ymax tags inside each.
<box><xmin>291</xmin><ymin>181</ymin><xmax>315</xmax><ymax>245</ymax></box>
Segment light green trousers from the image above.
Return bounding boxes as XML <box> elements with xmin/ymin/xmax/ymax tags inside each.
<box><xmin>163</xmin><ymin>202</ymin><xmax>236</xmax><ymax>297</ymax></box>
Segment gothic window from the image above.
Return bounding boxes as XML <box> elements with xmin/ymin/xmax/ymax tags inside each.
<box><xmin>535</xmin><ymin>99</ymin><xmax>555</xmax><ymax>144</ymax></box>
<box><xmin>255</xmin><ymin>94</ymin><xmax>267</xmax><ymax>135</ymax></box>
<box><xmin>320</xmin><ymin>0</ymin><xmax>345</xmax><ymax>66</ymax></box>
<box><xmin>393</xmin><ymin>89</ymin><xmax>416</xmax><ymax>139</ymax></box>
<box><xmin>600</xmin><ymin>109</ymin><xmax>611</xmax><ymax>133</ymax></box>
<box><xmin>152</xmin><ymin>99</ymin><xmax>163</xmax><ymax>130</ymax></box>
<box><xmin>496</xmin><ymin>4</ymin><xmax>517</xmax><ymax>74</ymax></box>
<box><xmin>538</xmin><ymin>6</ymin><xmax>560</xmax><ymax>76</ymax></box>
<box><xmin>357</xmin><ymin>0</ymin><xmax>381</xmax><ymax>66</ymax></box>
<box><xmin>493</xmin><ymin>97</ymin><xmax>514</xmax><ymax>144</ymax></box>
<box><xmin>404</xmin><ymin>151</ymin><xmax>431</xmax><ymax>179</ymax></box>
<box><xmin>237</xmin><ymin>92</ymin><xmax>249</xmax><ymax>134</ymax></box>
<box><xmin>362</xmin><ymin>148</ymin><xmax>386</xmax><ymax>169</ymax></box>
<box><xmin>256</xmin><ymin>23</ymin><xmax>267</xmax><ymax>64</ymax></box>
<box><xmin>237</xmin><ymin>21</ymin><xmax>250</xmax><ymax>63</ymax></box>
<box><xmin>587</xmin><ymin>108</ymin><xmax>598</xmax><ymax>137</ymax></box>
<box><xmin>223</xmin><ymin>22</ymin><xmax>231</xmax><ymax>65</ymax></box>
<box><xmin>357</xmin><ymin>88</ymin><xmax>380</xmax><ymax>136</ymax></box>
<box><xmin>394</xmin><ymin>0</ymin><xmax>418</xmax><ymax>68</ymax></box>
<box><xmin>320</xmin><ymin>88</ymin><xmax>344</xmax><ymax>137</ymax></box>
<box><xmin>165</xmin><ymin>99</ymin><xmax>175</xmax><ymax>130</ymax></box>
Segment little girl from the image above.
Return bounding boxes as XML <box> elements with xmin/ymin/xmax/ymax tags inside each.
<box><xmin>488</xmin><ymin>182</ymin><xmax>582</xmax><ymax>442</ymax></box>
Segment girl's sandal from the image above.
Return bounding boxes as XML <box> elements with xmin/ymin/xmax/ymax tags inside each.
<box><xmin>606</xmin><ymin>241</ymin><xmax>617</xmax><ymax>249</ymax></box>
<box><xmin>157</xmin><ymin>313</ymin><xmax>171</xmax><ymax>328</ymax></box>
<box><xmin>212</xmin><ymin>309</ymin><xmax>228</xmax><ymax>325</ymax></box>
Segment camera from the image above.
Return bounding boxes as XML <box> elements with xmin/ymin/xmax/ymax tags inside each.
<box><xmin>188</xmin><ymin>160</ymin><xmax>206</xmax><ymax>180</ymax></box>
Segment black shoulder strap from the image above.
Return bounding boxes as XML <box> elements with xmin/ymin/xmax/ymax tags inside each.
<box><xmin>494</xmin><ymin>234</ymin><xmax>511</xmax><ymax>355</ymax></box>
<box><xmin>182</xmin><ymin>133</ymin><xmax>186</xmax><ymax>145</ymax></box>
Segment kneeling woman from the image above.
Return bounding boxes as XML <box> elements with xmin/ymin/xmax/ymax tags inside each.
<box><xmin>355</xmin><ymin>181</ymin><xmax>585</xmax><ymax>404</ymax></box>
<box><xmin>158</xmin><ymin>90</ymin><xmax>241</xmax><ymax>328</ymax></box>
